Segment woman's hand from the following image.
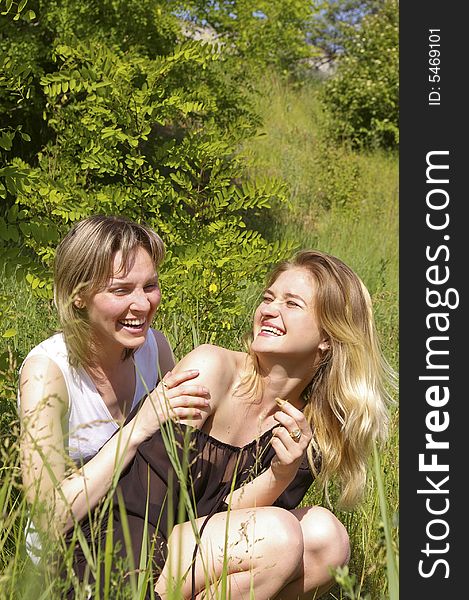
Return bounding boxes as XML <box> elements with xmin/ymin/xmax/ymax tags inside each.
<box><xmin>134</xmin><ymin>369</ymin><xmax>211</xmax><ymax>440</ymax></box>
<box><xmin>270</xmin><ymin>398</ymin><xmax>312</xmax><ymax>483</ymax></box>
<box><xmin>224</xmin><ymin>398</ymin><xmax>312</xmax><ymax>510</ymax></box>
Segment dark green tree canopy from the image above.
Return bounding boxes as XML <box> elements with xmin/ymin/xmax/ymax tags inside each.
<box><xmin>0</xmin><ymin>0</ymin><xmax>296</xmax><ymax>347</ymax></box>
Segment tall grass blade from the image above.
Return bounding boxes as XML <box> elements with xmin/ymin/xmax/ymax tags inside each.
<box><xmin>103</xmin><ymin>504</ymin><xmax>113</xmax><ymax>600</ymax></box>
<box><xmin>373</xmin><ymin>443</ymin><xmax>399</xmax><ymax>600</ymax></box>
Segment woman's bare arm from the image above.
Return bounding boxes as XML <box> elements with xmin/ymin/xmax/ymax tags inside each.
<box><xmin>19</xmin><ymin>355</ymin><xmax>209</xmax><ymax>534</ymax></box>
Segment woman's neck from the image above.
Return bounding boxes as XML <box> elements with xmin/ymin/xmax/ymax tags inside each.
<box><xmin>88</xmin><ymin>338</ymin><xmax>128</xmax><ymax>371</ymax></box>
<box><xmin>256</xmin><ymin>358</ymin><xmax>313</xmax><ymax>411</ymax></box>
<box><xmin>85</xmin><ymin>352</ymin><xmax>136</xmax><ymax>420</ymax></box>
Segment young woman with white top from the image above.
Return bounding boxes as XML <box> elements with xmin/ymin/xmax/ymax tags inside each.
<box><xmin>18</xmin><ymin>215</ymin><xmax>210</xmax><ymax>563</ymax></box>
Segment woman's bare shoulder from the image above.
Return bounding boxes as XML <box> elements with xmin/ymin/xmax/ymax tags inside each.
<box><xmin>175</xmin><ymin>343</ymin><xmax>240</xmax><ymax>366</ymax></box>
<box><xmin>20</xmin><ymin>354</ymin><xmax>65</xmax><ymax>387</ymax></box>
<box><xmin>174</xmin><ymin>344</ymin><xmax>245</xmax><ymax>386</ymax></box>
<box><xmin>19</xmin><ymin>354</ymin><xmax>68</xmax><ymax>415</ymax></box>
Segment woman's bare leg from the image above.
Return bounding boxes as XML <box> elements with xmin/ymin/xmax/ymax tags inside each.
<box><xmin>273</xmin><ymin>506</ymin><xmax>350</xmax><ymax>600</ymax></box>
<box><xmin>156</xmin><ymin>506</ymin><xmax>304</xmax><ymax>600</ymax></box>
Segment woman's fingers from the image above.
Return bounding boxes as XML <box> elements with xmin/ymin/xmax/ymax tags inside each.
<box><xmin>161</xmin><ymin>385</ymin><xmax>211</xmax><ymax>412</ymax></box>
<box><xmin>272</xmin><ymin>427</ymin><xmax>307</xmax><ymax>457</ymax></box>
<box><xmin>160</xmin><ymin>368</ymin><xmax>200</xmax><ymax>389</ymax></box>
<box><xmin>162</xmin><ymin>383</ymin><xmax>211</xmax><ymax>400</ymax></box>
<box><xmin>270</xmin><ymin>405</ymin><xmax>312</xmax><ymax>474</ymax></box>
<box><xmin>151</xmin><ymin>370</ymin><xmax>211</xmax><ymax>424</ymax></box>
<box><xmin>273</xmin><ymin>409</ymin><xmax>298</xmax><ymax>430</ymax></box>
<box><xmin>170</xmin><ymin>407</ymin><xmax>203</xmax><ymax>420</ymax></box>
<box><xmin>275</xmin><ymin>398</ymin><xmax>306</xmax><ymax>423</ymax></box>
<box><xmin>160</xmin><ymin>371</ymin><xmax>211</xmax><ymax>404</ymax></box>
<box><xmin>136</xmin><ymin>371</ymin><xmax>211</xmax><ymax>439</ymax></box>
<box><xmin>273</xmin><ymin>410</ymin><xmax>310</xmax><ymax>443</ymax></box>
<box><xmin>270</xmin><ymin>425</ymin><xmax>308</xmax><ymax>481</ymax></box>
<box><xmin>273</xmin><ymin>399</ymin><xmax>311</xmax><ymax>447</ymax></box>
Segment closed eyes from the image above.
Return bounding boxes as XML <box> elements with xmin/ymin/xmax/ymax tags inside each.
<box><xmin>261</xmin><ymin>295</ymin><xmax>301</xmax><ymax>308</ymax></box>
<box><xmin>110</xmin><ymin>282</ymin><xmax>159</xmax><ymax>295</ymax></box>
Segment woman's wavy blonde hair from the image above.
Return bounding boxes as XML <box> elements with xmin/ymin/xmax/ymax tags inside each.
<box><xmin>242</xmin><ymin>250</ymin><xmax>397</xmax><ymax>509</ymax></box>
<box><xmin>53</xmin><ymin>215</ymin><xmax>165</xmax><ymax>369</ymax></box>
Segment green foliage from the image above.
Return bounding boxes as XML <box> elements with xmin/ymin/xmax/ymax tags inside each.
<box><xmin>179</xmin><ymin>0</ymin><xmax>321</xmax><ymax>74</ymax></box>
<box><xmin>310</xmin><ymin>0</ymin><xmax>383</xmax><ymax>63</ymax></box>
<box><xmin>0</xmin><ymin>0</ymin><xmax>35</xmax><ymax>20</ymax></box>
<box><xmin>0</xmin><ymin>1</ymin><xmax>295</xmax><ymax>347</ymax></box>
<box><xmin>332</xmin><ymin>565</ymin><xmax>371</xmax><ymax>599</ymax></box>
<box><xmin>41</xmin><ymin>0</ymin><xmax>180</xmax><ymax>57</ymax></box>
<box><xmin>373</xmin><ymin>444</ymin><xmax>399</xmax><ymax>600</ymax></box>
<box><xmin>320</xmin><ymin>0</ymin><xmax>398</xmax><ymax>149</ymax></box>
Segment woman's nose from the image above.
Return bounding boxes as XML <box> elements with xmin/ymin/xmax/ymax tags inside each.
<box><xmin>260</xmin><ymin>301</ymin><xmax>280</xmax><ymax>317</ymax></box>
<box><xmin>130</xmin><ymin>289</ymin><xmax>150</xmax><ymax>310</ymax></box>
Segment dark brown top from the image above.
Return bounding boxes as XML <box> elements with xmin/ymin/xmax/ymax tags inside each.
<box><xmin>68</xmin><ymin>422</ymin><xmax>317</xmax><ymax>599</ymax></box>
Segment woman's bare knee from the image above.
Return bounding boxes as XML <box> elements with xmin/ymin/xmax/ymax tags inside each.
<box><xmin>259</xmin><ymin>507</ymin><xmax>305</xmax><ymax>575</ymax></box>
<box><xmin>199</xmin><ymin>507</ymin><xmax>304</xmax><ymax>579</ymax></box>
<box><xmin>299</xmin><ymin>506</ymin><xmax>349</xmax><ymax>565</ymax></box>
<box><xmin>291</xmin><ymin>505</ymin><xmax>350</xmax><ymax>593</ymax></box>
<box><xmin>158</xmin><ymin>507</ymin><xmax>305</xmax><ymax>598</ymax></box>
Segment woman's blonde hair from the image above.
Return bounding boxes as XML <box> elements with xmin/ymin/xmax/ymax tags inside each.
<box><xmin>53</xmin><ymin>215</ymin><xmax>165</xmax><ymax>369</ymax></box>
<box><xmin>243</xmin><ymin>250</ymin><xmax>397</xmax><ymax>509</ymax></box>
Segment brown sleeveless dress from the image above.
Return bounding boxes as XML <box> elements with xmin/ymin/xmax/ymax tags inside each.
<box><xmin>67</xmin><ymin>422</ymin><xmax>317</xmax><ymax>599</ymax></box>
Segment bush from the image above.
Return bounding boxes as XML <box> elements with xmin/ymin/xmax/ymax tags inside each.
<box><xmin>320</xmin><ymin>0</ymin><xmax>398</xmax><ymax>150</ymax></box>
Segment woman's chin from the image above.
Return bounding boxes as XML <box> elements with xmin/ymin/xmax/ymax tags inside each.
<box><xmin>116</xmin><ymin>328</ymin><xmax>148</xmax><ymax>348</ymax></box>
<box><xmin>251</xmin><ymin>336</ymin><xmax>283</xmax><ymax>354</ymax></box>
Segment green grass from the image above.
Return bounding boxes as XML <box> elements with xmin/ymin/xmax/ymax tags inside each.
<box><xmin>0</xmin><ymin>71</ymin><xmax>398</xmax><ymax>599</ymax></box>
<box><xmin>241</xmin><ymin>72</ymin><xmax>399</xmax><ymax>600</ymax></box>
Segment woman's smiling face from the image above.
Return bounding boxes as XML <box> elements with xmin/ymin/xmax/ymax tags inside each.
<box><xmin>81</xmin><ymin>247</ymin><xmax>161</xmax><ymax>355</ymax></box>
<box><xmin>251</xmin><ymin>267</ymin><xmax>329</xmax><ymax>362</ymax></box>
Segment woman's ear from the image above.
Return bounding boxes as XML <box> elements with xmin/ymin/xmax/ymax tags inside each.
<box><xmin>73</xmin><ymin>297</ymin><xmax>85</xmax><ymax>309</ymax></box>
<box><xmin>318</xmin><ymin>339</ymin><xmax>330</xmax><ymax>353</ymax></box>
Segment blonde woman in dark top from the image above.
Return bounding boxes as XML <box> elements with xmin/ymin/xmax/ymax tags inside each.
<box><xmin>70</xmin><ymin>249</ymin><xmax>395</xmax><ymax>600</ymax></box>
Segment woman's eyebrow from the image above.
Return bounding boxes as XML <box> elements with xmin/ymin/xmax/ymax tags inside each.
<box><xmin>285</xmin><ymin>292</ymin><xmax>307</xmax><ymax>303</ymax></box>
<box><xmin>110</xmin><ymin>274</ymin><xmax>158</xmax><ymax>285</ymax></box>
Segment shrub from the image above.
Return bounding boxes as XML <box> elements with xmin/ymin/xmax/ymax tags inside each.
<box><xmin>320</xmin><ymin>0</ymin><xmax>398</xmax><ymax>149</ymax></box>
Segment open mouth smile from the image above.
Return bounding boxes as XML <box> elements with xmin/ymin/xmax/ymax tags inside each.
<box><xmin>259</xmin><ymin>325</ymin><xmax>285</xmax><ymax>337</ymax></box>
<box><xmin>119</xmin><ymin>318</ymin><xmax>146</xmax><ymax>329</ymax></box>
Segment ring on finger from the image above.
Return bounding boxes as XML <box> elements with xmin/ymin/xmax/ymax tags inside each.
<box><xmin>289</xmin><ymin>428</ymin><xmax>302</xmax><ymax>442</ymax></box>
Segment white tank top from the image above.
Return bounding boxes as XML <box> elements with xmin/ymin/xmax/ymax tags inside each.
<box><xmin>19</xmin><ymin>330</ymin><xmax>159</xmax><ymax>463</ymax></box>
<box><xmin>18</xmin><ymin>330</ymin><xmax>160</xmax><ymax>562</ymax></box>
